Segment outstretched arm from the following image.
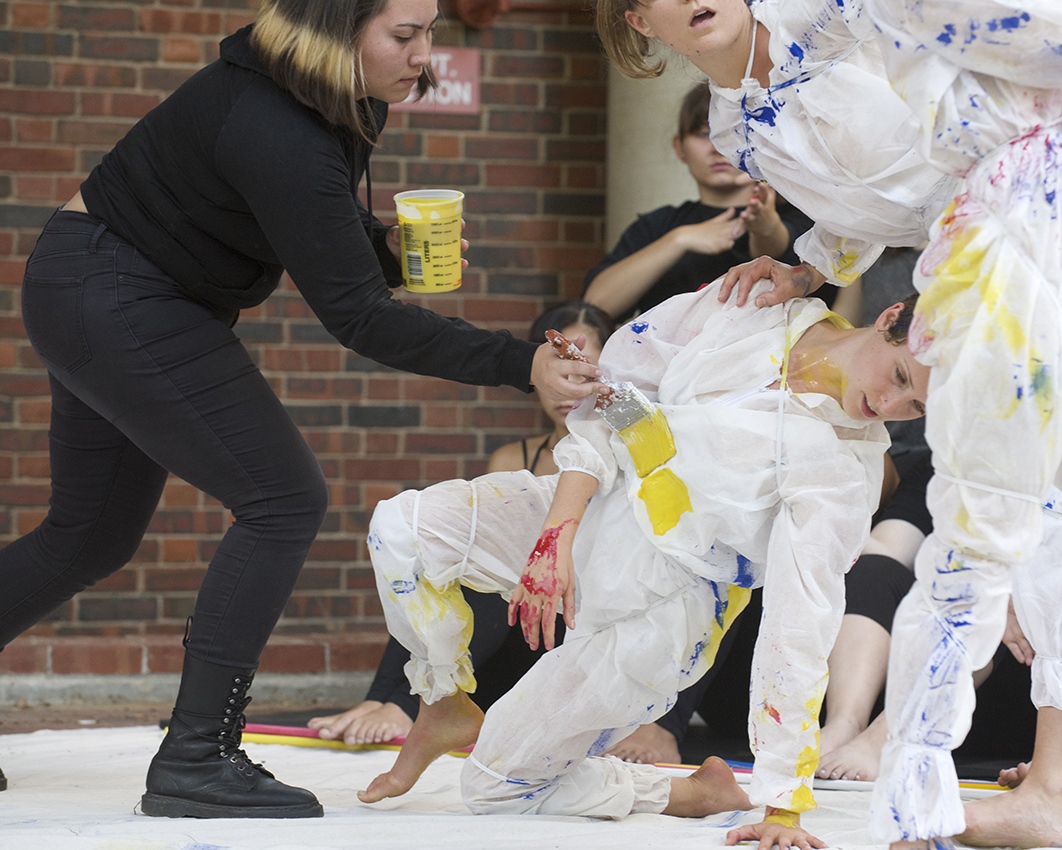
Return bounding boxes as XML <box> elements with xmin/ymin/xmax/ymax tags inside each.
<box><xmin>508</xmin><ymin>470</ymin><xmax>599</xmax><ymax>651</ymax></box>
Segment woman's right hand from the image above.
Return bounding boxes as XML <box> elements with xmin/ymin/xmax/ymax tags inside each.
<box><xmin>508</xmin><ymin>518</ymin><xmax>578</xmax><ymax>651</ymax></box>
<box><xmin>718</xmin><ymin>258</ymin><xmax>826</xmax><ymax>308</ymax></box>
<box><xmin>531</xmin><ymin>340</ymin><xmax>604</xmax><ymax>405</ymax></box>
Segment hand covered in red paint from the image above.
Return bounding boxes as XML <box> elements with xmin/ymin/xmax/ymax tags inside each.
<box><xmin>725</xmin><ymin>809</ymin><xmax>826</xmax><ymax>850</ymax></box>
<box><xmin>508</xmin><ymin>519</ymin><xmax>578</xmax><ymax>652</ymax></box>
<box><xmin>717</xmin><ymin>258</ymin><xmax>826</xmax><ymax>308</ymax></box>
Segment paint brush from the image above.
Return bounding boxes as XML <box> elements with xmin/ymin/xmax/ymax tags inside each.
<box><xmin>546</xmin><ymin>329</ymin><xmax>676</xmax><ymax>477</ymax></box>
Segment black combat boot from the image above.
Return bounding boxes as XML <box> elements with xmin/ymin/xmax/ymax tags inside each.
<box><xmin>1</xmin><ymin>766</ymin><xmax>7</xmax><ymax>791</ymax></box>
<box><xmin>141</xmin><ymin>654</ymin><xmax>322</xmax><ymax>818</ymax></box>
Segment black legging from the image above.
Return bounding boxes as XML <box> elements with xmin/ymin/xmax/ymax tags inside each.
<box><xmin>0</xmin><ymin>210</ymin><xmax>327</xmax><ymax>668</ymax></box>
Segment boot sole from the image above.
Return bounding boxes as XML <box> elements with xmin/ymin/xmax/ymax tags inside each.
<box><xmin>141</xmin><ymin>792</ymin><xmax>323</xmax><ymax>819</ymax></box>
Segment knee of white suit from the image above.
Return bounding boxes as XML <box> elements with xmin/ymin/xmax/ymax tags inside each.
<box><xmin>368</xmin><ymin>492</ymin><xmax>416</xmax><ymax>574</ymax></box>
<box><xmin>460</xmin><ymin>752</ymin><xmax>668</xmax><ymax>818</ymax></box>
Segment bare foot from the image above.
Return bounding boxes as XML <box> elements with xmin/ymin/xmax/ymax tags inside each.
<box><xmin>308</xmin><ymin>701</ymin><xmax>413</xmax><ymax>745</ymax></box>
<box><xmin>960</xmin><ymin>776</ymin><xmax>1062</xmax><ymax>848</ymax></box>
<box><xmin>997</xmin><ymin>760</ymin><xmax>1030</xmax><ymax>789</ymax></box>
<box><xmin>817</xmin><ymin>715</ymin><xmax>863</xmax><ymax>762</ymax></box>
<box><xmin>358</xmin><ymin>691</ymin><xmax>483</xmax><ymax>804</ymax></box>
<box><xmin>606</xmin><ymin>723</ymin><xmax>682</xmax><ymax>765</ymax></box>
<box><xmin>663</xmin><ymin>756</ymin><xmax>753</xmax><ymax>817</ymax></box>
<box><xmin>815</xmin><ymin>713</ymin><xmax>887</xmax><ymax>782</ymax></box>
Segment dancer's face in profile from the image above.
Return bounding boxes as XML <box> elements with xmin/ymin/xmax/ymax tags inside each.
<box><xmin>624</xmin><ymin>0</ymin><xmax>750</xmax><ymax>61</ymax></box>
<box><xmin>843</xmin><ymin>303</ymin><xmax>929</xmax><ymax>422</ymax></box>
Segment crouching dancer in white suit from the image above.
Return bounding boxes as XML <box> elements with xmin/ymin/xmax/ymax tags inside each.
<box><xmin>359</xmin><ymin>280</ymin><xmax>929</xmax><ymax>850</ymax></box>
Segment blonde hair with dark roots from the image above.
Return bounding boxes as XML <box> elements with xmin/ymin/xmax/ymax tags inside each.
<box><xmin>252</xmin><ymin>0</ymin><xmax>437</xmax><ymax>143</ymax></box>
<box><xmin>595</xmin><ymin>0</ymin><xmax>665</xmax><ymax>79</ymax></box>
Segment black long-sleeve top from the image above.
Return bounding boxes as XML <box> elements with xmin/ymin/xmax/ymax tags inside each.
<box><xmin>81</xmin><ymin>26</ymin><xmax>536</xmax><ymax>391</ymax></box>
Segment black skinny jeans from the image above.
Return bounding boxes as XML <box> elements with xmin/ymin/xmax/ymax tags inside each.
<box><xmin>0</xmin><ymin>210</ymin><xmax>328</xmax><ymax>668</ymax></box>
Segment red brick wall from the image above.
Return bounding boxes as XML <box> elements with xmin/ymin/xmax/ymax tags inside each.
<box><xmin>0</xmin><ymin>0</ymin><xmax>607</xmax><ymax>676</ymax></box>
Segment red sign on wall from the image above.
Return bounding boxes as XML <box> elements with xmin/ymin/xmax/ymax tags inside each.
<box><xmin>391</xmin><ymin>47</ymin><xmax>481</xmax><ymax>115</ymax></box>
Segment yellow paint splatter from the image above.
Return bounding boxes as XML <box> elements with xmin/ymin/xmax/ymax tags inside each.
<box><xmin>618</xmin><ymin>408</ymin><xmax>676</xmax><ymax>477</ymax></box>
<box><xmin>765</xmin><ymin>809</ymin><xmax>799</xmax><ymax>828</ymax></box>
<box><xmin>831</xmin><ymin>249</ymin><xmax>862</xmax><ymax>284</ymax></box>
<box><xmin>404</xmin><ymin>577</ymin><xmax>477</xmax><ymax>694</ymax></box>
<box><xmin>687</xmin><ymin>585</ymin><xmax>752</xmax><ymax>682</ymax></box>
<box><xmin>789</xmin><ymin>782</ymin><xmax>817</xmax><ymax>813</ymax></box>
<box><xmin>638</xmin><ymin>467</ymin><xmax>693</xmax><ymax>535</ymax></box>
<box><xmin>955</xmin><ymin>503</ymin><xmax>973</xmax><ymax>535</ymax></box>
<box><xmin>795</xmin><ymin>743</ymin><xmax>818</xmax><ymax>778</ymax></box>
<box><xmin>916</xmin><ymin>223</ymin><xmax>986</xmax><ymax>329</ymax></box>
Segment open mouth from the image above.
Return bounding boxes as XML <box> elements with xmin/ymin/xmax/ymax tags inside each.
<box><xmin>690</xmin><ymin>8</ymin><xmax>715</xmax><ymax>27</ymax></box>
<box><xmin>861</xmin><ymin>395</ymin><xmax>878</xmax><ymax>418</ymax></box>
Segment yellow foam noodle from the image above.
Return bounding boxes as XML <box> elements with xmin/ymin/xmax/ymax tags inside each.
<box><xmin>242</xmin><ymin>732</ymin><xmax>401</xmax><ymax>752</ymax></box>
<box><xmin>241</xmin><ymin>732</ymin><xmax>472</xmax><ymax>759</ymax></box>
<box><xmin>638</xmin><ymin>467</ymin><xmax>693</xmax><ymax>535</ymax></box>
<box><xmin>617</xmin><ymin>407</ymin><xmax>676</xmax><ymax>477</ymax></box>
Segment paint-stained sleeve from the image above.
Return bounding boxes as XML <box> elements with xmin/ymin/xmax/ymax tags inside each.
<box><xmin>746</xmin><ymin>422</ymin><xmax>879</xmax><ymax>812</ymax></box>
<box><xmin>795</xmin><ymin>226</ymin><xmax>886</xmax><ymax>288</ymax></box>
<box><xmin>882</xmin><ymin>0</ymin><xmax>1062</xmax><ymax>88</ymax></box>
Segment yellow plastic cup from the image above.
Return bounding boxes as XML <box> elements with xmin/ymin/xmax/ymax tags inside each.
<box><xmin>394</xmin><ymin>189</ymin><xmax>464</xmax><ymax>293</ymax></box>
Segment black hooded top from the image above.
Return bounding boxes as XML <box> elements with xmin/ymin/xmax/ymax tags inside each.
<box><xmin>81</xmin><ymin>25</ymin><xmax>536</xmax><ymax>390</ymax></box>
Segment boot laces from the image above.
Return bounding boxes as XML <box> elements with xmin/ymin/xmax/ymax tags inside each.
<box><xmin>216</xmin><ymin>674</ymin><xmax>273</xmax><ymax>777</ymax></box>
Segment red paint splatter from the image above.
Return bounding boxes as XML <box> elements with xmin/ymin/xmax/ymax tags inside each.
<box><xmin>521</xmin><ymin>519</ymin><xmax>577</xmax><ymax>595</ymax></box>
<box><xmin>766</xmin><ymin>703</ymin><xmax>781</xmax><ymax>724</ymax></box>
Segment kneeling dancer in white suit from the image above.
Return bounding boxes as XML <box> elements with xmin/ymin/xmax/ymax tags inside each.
<box><xmin>360</xmin><ymin>281</ymin><xmax>929</xmax><ymax>849</ymax></box>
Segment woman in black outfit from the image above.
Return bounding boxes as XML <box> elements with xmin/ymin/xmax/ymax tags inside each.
<box><xmin>0</xmin><ymin>0</ymin><xmax>600</xmax><ymax>820</ymax></box>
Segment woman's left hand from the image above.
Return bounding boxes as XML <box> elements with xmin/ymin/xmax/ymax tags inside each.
<box><xmin>386</xmin><ymin>224</ymin><xmax>469</xmax><ymax>269</ymax></box>
<box><xmin>531</xmin><ymin>340</ymin><xmax>604</xmax><ymax>404</ymax></box>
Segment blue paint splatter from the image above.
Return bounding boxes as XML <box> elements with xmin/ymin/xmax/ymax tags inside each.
<box><xmin>1031</xmin><ymin>359</ymin><xmax>1051</xmax><ymax>398</ymax></box>
<box><xmin>391</xmin><ymin>579</ymin><xmax>416</xmax><ymax>593</ymax></box>
<box><xmin>587</xmin><ymin>728</ymin><xmax>614</xmax><ymax>757</ymax></box>
<box><xmin>684</xmin><ymin>638</ymin><xmax>708</xmax><ymax>676</ymax></box>
<box><xmin>987</xmin><ymin>12</ymin><xmax>1031</xmax><ymax>32</ymax></box>
<box><xmin>744</xmin><ymin>102</ymin><xmax>778</xmax><ymax>127</ymax></box>
<box><xmin>734</xmin><ymin>553</ymin><xmax>755</xmax><ymax>587</ymax></box>
<box><xmin>630</xmin><ymin>321</ymin><xmax>648</xmax><ymax>334</ymax></box>
<box><xmin>788</xmin><ymin>42</ymin><xmax>804</xmax><ymax>62</ymax></box>
<box><xmin>937</xmin><ymin>23</ymin><xmax>956</xmax><ymax>45</ymax></box>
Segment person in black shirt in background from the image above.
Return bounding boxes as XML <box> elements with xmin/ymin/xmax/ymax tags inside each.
<box><xmin>0</xmin><ymin>0</ymin><xmax>601</xmax><ymax>820</ymax></box>
<box><xmin>583</xmin><ymin>81</ymin><xmax>824</xmax><ymax>323</ymax></box>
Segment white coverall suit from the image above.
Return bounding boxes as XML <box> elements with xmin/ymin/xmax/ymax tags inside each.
<box><xmin>863</xmin><ymin>1</ymin><xmax>1062</xmax><ymax>842</ymax></box>
<box><xmin>708</xmin><ymin>0</ymin><xmax>1062</xmax><ymax>840</ymax></box>
<box><xmin>369</xmin><ymin>284</ymin><xmax>888</xmax><ymax>817</ymax></box>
